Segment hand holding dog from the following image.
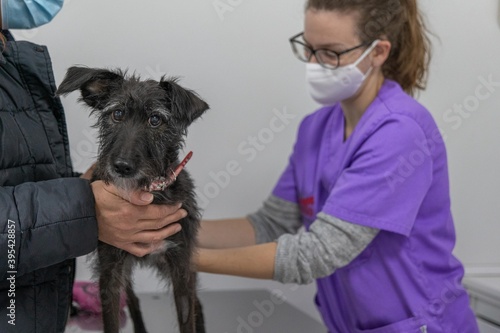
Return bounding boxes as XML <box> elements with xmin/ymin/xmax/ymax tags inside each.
<box><xmin>91</xmin><ymin>180</ymin><xmax>186</xmax><ymax>257</ymax></box>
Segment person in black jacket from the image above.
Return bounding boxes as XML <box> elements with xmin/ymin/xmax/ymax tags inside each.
<box><xmin>0</xmin><ymin>3</ymin><xmax>185</xmax><ymax>333</ymax></box>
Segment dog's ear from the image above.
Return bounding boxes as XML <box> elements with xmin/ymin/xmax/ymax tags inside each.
<box><xmin>56</xmin><ymin>66</ymin><xmax>124</xmax><ymax>109</ymax></box>
<box><xmin>160</xmin><ymin>79</ymin><xmax>209</xmax><ymax>127</ymax></box>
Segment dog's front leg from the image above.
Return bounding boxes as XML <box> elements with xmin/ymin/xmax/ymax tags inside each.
<box><xmin>157</xmin><ymin>252</ymin><xmax>199</xmax><ymax>333</ymax></box>
<box><xmin>193</xmin><ymin>276</ymin><xmax>206</xmax><ymax>333</ymax></box>
<box><xmin>98</xmin><ymin>243</ymin><xmax>127</xmax><ymax>333</ymax></box>
<box><xmin>172</xmin><ymin>269</ymin><xmax>197</xmax><ymax>333</ymax></box>
<box><xmin>124</xmin><ymin>263</ymin><xmax>148</xmax><ymax>333</ymax></box>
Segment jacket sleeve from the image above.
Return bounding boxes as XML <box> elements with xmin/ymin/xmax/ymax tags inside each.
<box><xmin>0</xmin><ymin>178</ymin><xmax>98</xmax><ymax>279</ymax></box>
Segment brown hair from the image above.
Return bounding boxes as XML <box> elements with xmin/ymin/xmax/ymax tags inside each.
<box><xmin>306</xmin><ymin>0</ymin><xmax>432</xmax><ymax>95</ymax></box>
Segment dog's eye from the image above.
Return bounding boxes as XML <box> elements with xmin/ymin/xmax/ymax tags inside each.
<box><xmin>148</xmin><ymin>114</ymin><xmax>162</xmax><ymax>128</ymax></box>
<box><xmin>111</xmin><ymin>110</ymin><xmax>125</xmax><ymax>122</ymax></box>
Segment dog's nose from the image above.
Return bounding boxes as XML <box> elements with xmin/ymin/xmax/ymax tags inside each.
<box><xmin>113</xmin><ymin>159</ymin><xmax>136</xmax><ymax>177</ymax></box>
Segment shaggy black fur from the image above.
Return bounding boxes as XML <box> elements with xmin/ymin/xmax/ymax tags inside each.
<box><xmin>56</xmin><ymin>66</ymin><xmax>209</xmax><ymax>333</ymax></box>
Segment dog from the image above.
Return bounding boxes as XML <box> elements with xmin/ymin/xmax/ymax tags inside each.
<box><xmin>56</xmin><ymin>66</ymin><xmax>209</xmax><ymax>333</ymax></box>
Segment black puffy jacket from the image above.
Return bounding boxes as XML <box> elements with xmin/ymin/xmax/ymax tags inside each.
<box><xmin>0</xmin><ymin>34</ymin><xmax>98</xmax><ymax>333</ymax></box>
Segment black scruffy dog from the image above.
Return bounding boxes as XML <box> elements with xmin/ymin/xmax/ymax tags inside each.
<box><xmin>56</xmin><ymin>66</ymin><xmax>209</xmax><ymax>333</ymax></box>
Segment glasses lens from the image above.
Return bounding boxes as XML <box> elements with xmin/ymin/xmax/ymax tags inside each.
<box><xmin>290</xmin><ymin>40</ymin><xmax>311</xmax><ymax>62</ymax></box>
<box><xmin>315</xmin><ymin>50</ymin><xmax>339</xmax><ymax>69</ymax></box>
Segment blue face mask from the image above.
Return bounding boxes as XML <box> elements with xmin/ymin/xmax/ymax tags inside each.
<box><xmin>1</xmin><ymin>0</ymin><xmax>64</xmax><ymax>29</ymax></box>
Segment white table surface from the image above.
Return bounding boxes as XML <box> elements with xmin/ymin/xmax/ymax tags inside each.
<box><xmin>464</xmin><ymin>276</ymin><xmax>500</xmax><ymax>304</ymax></box>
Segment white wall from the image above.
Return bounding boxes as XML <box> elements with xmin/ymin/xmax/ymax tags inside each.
<box><xmin>12</xmin><ymin>0</ymin><xmax>500</xmax><ymax>321</ymax></box>
<box><xmin>416</xmin><ymin>0</ymin><xmax>500</xmax><ymax>274</ymax></box>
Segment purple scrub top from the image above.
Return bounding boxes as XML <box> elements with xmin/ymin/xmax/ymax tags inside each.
<box><xmin>273</xmin><ymin>80</ymin><xmax>479</xmax><ymax>332</ymax></box>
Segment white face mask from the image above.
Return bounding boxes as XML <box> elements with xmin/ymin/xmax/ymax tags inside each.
<box><xmin>306</xmin><ymin>40</ymin><xmax>379</xmax><ymax>106</ymax></box>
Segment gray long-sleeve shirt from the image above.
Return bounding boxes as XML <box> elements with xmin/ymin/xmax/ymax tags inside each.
<box><xmin>248</xmin><ymin>195</ymin><xmax>379</xmax><ymax>285</ymax></box>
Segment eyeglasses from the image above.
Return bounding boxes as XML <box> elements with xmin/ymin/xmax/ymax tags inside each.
<box><xmin>289</xmin><ymin>32</ymin><xmax>370</xmax><ymax>70</ymax></box>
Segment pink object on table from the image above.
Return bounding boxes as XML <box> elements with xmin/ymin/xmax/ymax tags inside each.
<box><xmin>72</xmin><ymin>281</ymin><xmax>127</xmax><ymax>314</ymax></box>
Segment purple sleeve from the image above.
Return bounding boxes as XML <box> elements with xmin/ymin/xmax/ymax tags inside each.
<box><xmin>322</xmin><ymin>116</ymin><xmax>433</xmax><ymax>236</ymax></box>
<box><xmin>272</xmin><ymin>150</ymin><xmax>299</xmax><ymax>204</ymax></box>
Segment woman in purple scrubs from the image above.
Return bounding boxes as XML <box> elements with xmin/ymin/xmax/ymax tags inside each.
<box><xmin>195</xmin><ymin>0</ymin><xmax>479</xmax><ymax>331</ymax></box>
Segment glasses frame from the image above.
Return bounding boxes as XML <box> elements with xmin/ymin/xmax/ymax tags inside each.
<box><xmin>289</xmin><ymin>32</ymin><xmax>370</xmax><ymax>70</ymax></box>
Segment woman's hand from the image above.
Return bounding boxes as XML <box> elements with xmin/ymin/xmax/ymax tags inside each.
<box><xmin>91</xmin><ymin>180</ymin><xmax>186</xmax><ymax>257</ymax></box>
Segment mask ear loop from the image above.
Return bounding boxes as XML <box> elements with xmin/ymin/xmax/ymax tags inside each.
<box><xmin>352</xmin><ymin>39</ymin><xmax>380</xmax><ymax>78</ymax></box>
<box><xmin>353</xmin><ymin>39</ymin><xmax>380</xmax><ymax>67</ymax></box>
